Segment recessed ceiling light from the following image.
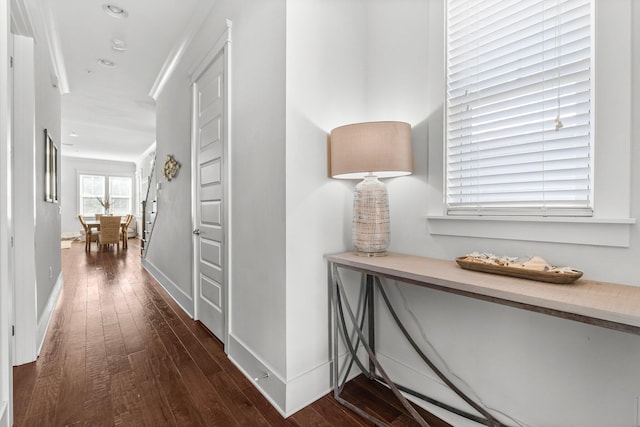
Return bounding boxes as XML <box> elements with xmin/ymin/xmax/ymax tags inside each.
<box><xmin>102</xmin><ymin>4</ymin><xmax>128</xmax><ymax>19</ymax></box>
<box><xmin>97</xmin><ymin>58</ymin><xmax>116</xmax><ymax>68</ymax></box>
<box><xmin>69</xmin><ymin>132</ymin><xmax>79</xmax><ymax>137</ymax></box>
<box><xmin>111</xmin><ymin>39</ymin><xmax>127</xmax><ymax>52</ymax></box>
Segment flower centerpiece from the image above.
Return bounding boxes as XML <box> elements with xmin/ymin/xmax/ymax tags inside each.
<box><xmin>96</xmin><ymin>196</ymin><xmax>111</xmax><ymax>215</ymax></box>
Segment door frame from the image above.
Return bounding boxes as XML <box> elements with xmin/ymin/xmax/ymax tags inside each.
<box><xmin>190</xmin><ymin>20</ymin><xmax>232</xmax><ymax>346</ymax></box>
<box><xmin>0</xmin><ymin>0</ymin><xmax>14</xmax><ymax>424</ymax></box>
<box><xmin>11</xmin><ymin>34</ymin><xmax>38</xmax><ymax>366</ymax></box>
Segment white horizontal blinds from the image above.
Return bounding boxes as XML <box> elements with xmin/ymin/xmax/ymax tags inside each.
<box><xmin>446</xmin><ymin>0</ymin><xmax>593</xmax><ymax>216</ymax></box>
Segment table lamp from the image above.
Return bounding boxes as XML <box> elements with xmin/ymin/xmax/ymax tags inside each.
<box><xmin>329</xmin><ymin>121</ymin><xmax>413</xmax><ymax>256</ymax></box>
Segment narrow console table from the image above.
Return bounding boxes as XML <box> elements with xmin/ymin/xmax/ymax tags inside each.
<box><xmin>327</xmin><ymin>252</ymin><xmax>640</xmax><ymax>427</ymax></box>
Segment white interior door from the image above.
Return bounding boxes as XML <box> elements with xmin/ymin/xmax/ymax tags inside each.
<box><xmin>192</xmin><ymin>52</ymin><xmax>226</xmax><ymax>342</ymax></box>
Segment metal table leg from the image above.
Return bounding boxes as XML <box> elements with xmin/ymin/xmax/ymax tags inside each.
<box><xmin>331</xmin><ymin>263</ymin><xmax>431</xmax><ymax>427</ymax></box>
<box><xmin>330</xmin><ymin>262</ymin><xmax>507</xmax><ymax>427</ymax></box>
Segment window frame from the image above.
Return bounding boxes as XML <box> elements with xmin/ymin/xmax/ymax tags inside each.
<box><xmin>77</xmin><ymin>172</ymin><xmax>134</xmax><ymax>217</ymax></box>
<box><xmin>426</xmin><ymin>0</ymin><xmax>635</xmax><ymax>248</ymax></box>
<box><xmin>108</xmin><ymin>176</ymin><xmax>133</xmax><ymax>215</ymax></box>
<box><xmin>445</xmin><ymin>0</ymin><xmax>594</xmax><ymax>217</ymax></box>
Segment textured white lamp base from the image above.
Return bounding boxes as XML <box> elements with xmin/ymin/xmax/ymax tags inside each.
<box><xmin>352</xmin><ymin>175</ymin><xmax>389</xmax><ymax>256</ymax></box>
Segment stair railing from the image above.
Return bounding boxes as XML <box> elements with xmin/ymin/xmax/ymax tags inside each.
<box><xmin>140</xmin><ymin>155</ymin><xmax>158</xmax><ymax>257</ymax></box>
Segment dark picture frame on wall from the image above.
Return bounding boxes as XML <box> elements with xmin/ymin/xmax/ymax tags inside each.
<box><xmin>44</xmin><ymin>128</ymin><xmax>58</xmax><ymax>203</ymax></box>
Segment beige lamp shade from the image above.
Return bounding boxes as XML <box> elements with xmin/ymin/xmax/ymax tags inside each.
<box><xmin>329</xmin><ymin>121</ymin><xmax>413</xmax><ymax>179</ymax></box>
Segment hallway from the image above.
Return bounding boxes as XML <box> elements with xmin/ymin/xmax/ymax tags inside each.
<box><xmin>12</xmin><ymin>239</ymin><xmax>447</xmax><ymax>426</ymax></box>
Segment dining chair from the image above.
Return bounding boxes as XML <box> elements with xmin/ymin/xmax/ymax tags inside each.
<box><xmin>78</xmin><ymin>215</ymin><xmax>99</xmax><ymax>252</ymax></box>
<box><xmin>95</xmin><ymin>214</ymin><xmax>103</xmax><ymax>221</ymax></box>
<box><xmin>121</xmin><ymin>214</ymin><xmax>134</xmax><ymax>249</ymax></box>
<box><xmin>98</xmin><ymin>215</ymin><xmax>121</xmax><ymax>251</ymax></box>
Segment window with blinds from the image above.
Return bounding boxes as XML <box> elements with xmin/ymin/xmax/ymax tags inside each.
<box><xmin>446</xmin><ymin>0</ymin><xmax>593</xmax><ymax>216</ymax></box>
<box><xmin>79</xmin><ymin>174</ymin><xmax>132</xmax><ymax>216</ymax></box>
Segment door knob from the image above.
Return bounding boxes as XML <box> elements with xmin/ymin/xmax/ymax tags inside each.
<box><xmin>193</xmin><ymin>229</ymin><xmax>200</xmax><ymax>235</ymax></box>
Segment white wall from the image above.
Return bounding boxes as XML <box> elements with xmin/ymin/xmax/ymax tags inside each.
<box><xmin>12</xmin><ymin>34</ymin><xmax>38</xmax><ymax>366</ymax></box>
<box><xmin>220</xmin><ymin>2</ymin><xmax>288</xmax><ymax>385</ymax></box>
<box><xmin>60</xmin><ymin>157</ymin><xmax>136</xmax><ymax>234</ymax></box>
<box><xmin>148</xmin><ymin>0</ymin><xmax>640</xmax><ymax>423</ymax></box>
<box><xmin>284</xmin><ymin>0</ymin><xmax>368</xmax><ymax>412</ymax></box>
<box><xmin>33</xmin><ymin>33</ymin><xmax>62</xmax><ymax>326</ymax></box>
<box><xmin>6</xmin><ymin>15</ymin><xmax>64</xmax><ymax>374</ymax></box>
<box><xmin>0</xmin><ymin>0</ymin><xmax>13</xmax><ymax>424</ymax></box>
<box><xmin>145</xmin><ymin>66</ymin><xmax>193</xmax><ymax>303</ymax></box>
<box><xmin>366</xmin><ymin>0</ymin><xmax>430</xmax><ymax>256</ymax></box>
<box><xmin>150</xmin><ymin>0</ymin><xmax>289</xmax><ymax>407</ymax></box>
<box><xmin>284</xmin><ymin>0</ymin><xmax>640</xmax><ymax>424</ymax></box>
<box><xmin>352</xmin><ymin>1</ymin><xmax>640</xmax><ymax>426</ymax></box>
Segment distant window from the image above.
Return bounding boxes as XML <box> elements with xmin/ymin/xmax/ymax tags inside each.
<box><xmin>79</xmin><ymin>174</ymin><xmax>132</xmax><ymax>216</ymax></box>
<box><xmin>446</xmin><ymin>0</ymin><xmax>592</xmax><ymax>216</ymax></box>
<box><xmin>109</xmin><ymin>176</ymin><xmax>132</xmax><ymax>215</ymax></box>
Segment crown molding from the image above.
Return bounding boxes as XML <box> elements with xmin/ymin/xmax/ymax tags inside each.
<box><xmin>22</xmin><ymin>0</ymin><xmax>69</xmax><ymax>94</ymax></box>
<box><xmin>148</xmin><ymin>0</ymin><xmax>215</xmax><ymax>100</ymax></box>
<box><xmin>188</xmin><ymin>19</ymin><xmax>232</xmax><ymax>83</ymax></box>
<box><xmin>136</xmin><ymin>141</ymin><xmax>157</xmax><ymax>167</ymax></box>
<box><xmin>10</xmin><ymin>0</ymin><xmax>35</xmax><ymax>37</ymax></box>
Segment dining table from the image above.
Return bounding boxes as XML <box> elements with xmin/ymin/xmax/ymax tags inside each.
<box><xmin>85</xmin><ymin>218</ymin><xmax>130</xmax><ymax>248</ymax></box>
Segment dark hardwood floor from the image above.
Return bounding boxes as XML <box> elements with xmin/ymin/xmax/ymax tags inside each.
<box><xmin>13</xmin><ymin>238</ymin><xmax>450</xmax><ymax>426</ymax></box>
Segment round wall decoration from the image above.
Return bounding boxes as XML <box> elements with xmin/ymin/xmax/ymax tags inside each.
<box><xmin>163</xmin><ymin>154</ymin><xmax>180</xmax><ymax>181</ymax></box>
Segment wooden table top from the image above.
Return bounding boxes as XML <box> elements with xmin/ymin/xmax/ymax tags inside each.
<box><xmin>327</xmin><ymin>252</ymin><xmax>640</xmax><ymax>335</ymax></box>
<box><xmin>85</xmin><ymin>219</ymin><xmax>127</xmax><ymax>227</ymax></box>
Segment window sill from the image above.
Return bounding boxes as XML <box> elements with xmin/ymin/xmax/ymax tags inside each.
<box><xmin>426</xmin><ymin>216</ymin><xmax>636</xmax><ymax>248</ymax></box>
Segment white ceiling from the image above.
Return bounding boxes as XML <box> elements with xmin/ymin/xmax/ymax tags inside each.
<box><xmin>45</xmin><ymin>0</ymin><xmax>208</xmax><ymax>162</ymax></box>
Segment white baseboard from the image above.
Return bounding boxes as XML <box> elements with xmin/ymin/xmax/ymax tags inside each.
<box><xmin>285</xmin><ymin>347</ymin><xmax>386</xmax><ymax>416</ymax></box>
<box><xmin>227</xmin><ymin>333</ymin><xmax>287</xmax><ymax>416</ymax></box>
<box><xmin>141</xmin><ymin>258</ymin><xmax>194</xmax><ymax>317</ymax></box>
<box><xmin>36</xmin><ymin>273</ymin><xmax>63</xmax><ymax>355</ymax></box>
<box><xmin>285</xmin><ymin>359</ymin><xmax>334</xmax><ymax>416</ymax></box>
<box><xmin>227</xmin><ymin>333</ymin><xmax>368</xmax><ymax>418</ymax></box>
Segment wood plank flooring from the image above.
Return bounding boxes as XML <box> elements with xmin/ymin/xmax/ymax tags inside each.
<box><xmin>13</xmin><ymin>239</ymin><xmax>451</xmax><ymax>426</ymax></box>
